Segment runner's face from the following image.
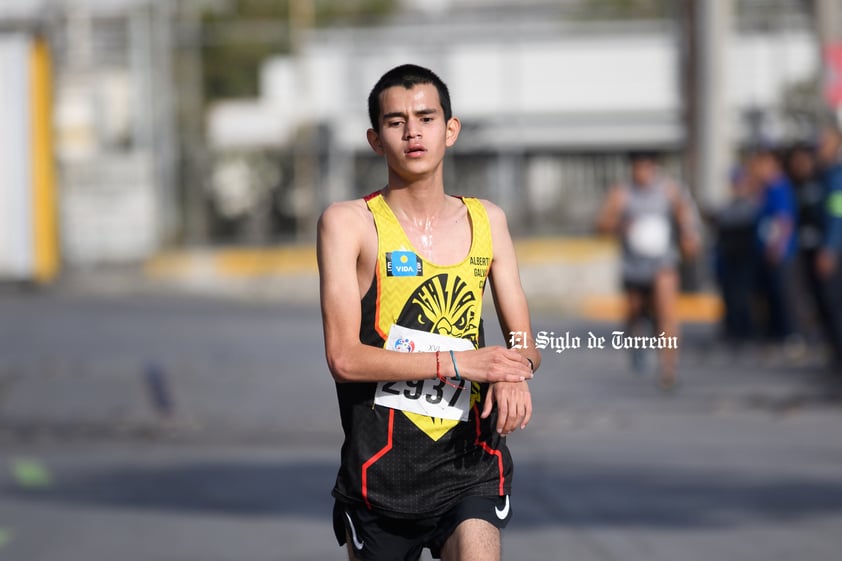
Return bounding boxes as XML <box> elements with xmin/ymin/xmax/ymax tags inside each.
<box><xmin>631</xmin><ymin>159</ymin><xmax>656</xmax><ymax>186</ymax></box>
<box><xmin>367</xmin><ymin>84</ymin><xmax>459</xmax><ymax>181</ymax></box>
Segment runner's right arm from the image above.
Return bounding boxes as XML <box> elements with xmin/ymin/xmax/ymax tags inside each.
<box><xmin>595</xmin><ymin>185</ymin><xmax>625</xmax><ymax>236</ymax></box>
<box><xmin>318</xmin><ymin>201</ymin><xmax>533</xmax><ymax>385</ymax></box>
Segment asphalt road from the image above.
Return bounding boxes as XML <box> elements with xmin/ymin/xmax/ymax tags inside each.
<box><xmin>1</xmin><ymin>288</ymin><xmax>842</xmax><ymax>561</ymax></box>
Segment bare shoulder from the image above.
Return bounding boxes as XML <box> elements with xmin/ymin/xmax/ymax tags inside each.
<box><xmin>317</xmin><ymin>199</ymin><xmax>375</xmax><ymax>265</ymax></box>
<box><xmin>319</xmin><ymin>199</ymin><xmax>370</xmax><ymax>227</ymax></box>
<box><xmin>476</xmin><ymin>199</ymin><xmax>517</xmax><ymax>264</ymax></box>
<box><xmin>663</xmin><ymin>179</ymin><xmax>685</xmax><ymax>201</ymax></box>
<box><xmin>608</xmin><ymin>183</ymin><xmax>628</xmax><ymax>197</ymax></box>
<box><xmin>476</xmin><ymin>198</ymin><xmax>508</xmax><ymax>226</ymax></box>
<box><xmin>603</xmin><ymin>184</ymin><xmax>629</xmax><ymax>208</ymax></box>
<box><xmin>318</xmin><ymin>199</ymin><xmax>374</xmax><ymax>243</ymax></box>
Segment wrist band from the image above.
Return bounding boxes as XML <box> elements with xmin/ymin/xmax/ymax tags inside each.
<box><xmin>435</xmin><ymin>350</ymin><xmax>442</xmax><ymax>381</ymax></box>
<box><xmin>448</xmin><ymin>350</ymin><xmax>461</xmax><ymax>381</ymax></box>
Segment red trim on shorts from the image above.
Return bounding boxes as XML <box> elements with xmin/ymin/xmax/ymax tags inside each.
<box><xmin>473</xmin><ymin>404</ymin><xmax>505</xmax><ymax>496</ymax></box>
<box><xmin>361</xmin><ymin>408</ymin><xmax>395</xmax><ymax>509</ymax></box>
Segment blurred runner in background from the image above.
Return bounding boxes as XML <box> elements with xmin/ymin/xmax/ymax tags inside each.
<box><xmin>596</xmin><ymin>152</ymin><xmax>700</xmax><ymax>390</ymax></box>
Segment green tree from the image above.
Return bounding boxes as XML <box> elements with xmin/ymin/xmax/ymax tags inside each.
<box><xmin>576</xmin><ymin>0</ymin><xmax>674</xmax><ymax>19</ymax></box>
<box><xmin>201</xmin><ymin>0</ymin><xmax>396</xmax><ymax>101</ymax></box>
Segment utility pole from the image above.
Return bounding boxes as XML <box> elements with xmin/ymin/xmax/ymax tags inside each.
<box><xmin>289</xmin><ymin>0</ymin><xmax>317</xmax><ymax>242</ymax></box>
<box><xmin>152</xmin><ymin>0</ymin><xmax>179</xmax><ymax>247</ymax></box>
<box><xmin>174</xmin><ymin>0</ymin><xmax>209</xmax><ymax>245</ymax></box>
<box><xmin>694</xmin><ymin>0</ymin><xmax>734</xmax><ymax>212</ymax></box>
<box><xmin>679</xmin><ymin>0</ymin><xmax>698</xmax><ymax>200</ymax></box>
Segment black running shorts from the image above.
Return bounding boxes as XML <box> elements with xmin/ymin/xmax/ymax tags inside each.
<box><xmin>332</xmin><ymin>495</ymin><xmax>512</xmax><ymax>561</ymax></box>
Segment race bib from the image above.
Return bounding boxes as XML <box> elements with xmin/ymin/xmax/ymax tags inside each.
<box><xmin>628</xmin><ymin>214</ymin><xmax>671</xmax><ymax>257</ymax></box>
<box><xmin>375</xmin><ymin>325</ymin><xmax>475</xmax><ymax>421</ymax></box>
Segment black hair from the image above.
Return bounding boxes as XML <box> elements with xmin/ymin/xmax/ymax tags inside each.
<box><xmin>784</xmin><ymin>141</ymin><xmax>815</xmax><ymax>161</ymax></box>
<box><xmin>367</xmin><ymin>64</ymin><xmax>452</xmax><ymax>130</ymax></box>
<box><xmin>627</xmin><ymin>150</ymin><xmax>659</xmax><ymax>163</ymax></box>
<box><xmin>746</xmin><ymin>144</ymin><xmax>783</xmax><ymax>162</ymax></box>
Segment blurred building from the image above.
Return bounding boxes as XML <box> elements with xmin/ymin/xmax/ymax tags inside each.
<box><xmin>207</xmin><ymin>0</ymin><xmax>820</xmax><ymax>240</ymax></box>
<box><xmin>0</xmin><ymin>0</ymin><xmax>215</xmax><ymax>270</ymax></box>
<box><xmin>0</xmin><ymin>0</ymin><xmax>829</xmax><ymax>269</ymax></box>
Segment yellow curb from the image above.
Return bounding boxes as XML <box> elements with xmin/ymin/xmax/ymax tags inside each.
<box><xmin>144</xmin><ymin>252</ymin><xmax>208</xmax><ymax>277</ymax></box>
<box><xmin>145</xmin><ymin>245</ymin><xmax>317</xmax><ymax>279</ymax></box>
<box><xmin>514</xmin><ymin>237</ymin><xmax>617</xmax><ymax>265</ymax></box>
<box><xmin>144</xmin><ymin>237</ymin><xmax>617</xmax><ymax>281</ymax></box>
<box><xmin>581</xmin><ymin>293</ymin><xmax>724</xmax><ymax>323</ymax></box>
<box><xmin>143</xmin><ymin>240</ymin><xmax>721</xmax><ymax>323</ymax></box>
<box><xmin>215</xmin><ymin>246</ymin><xmax>316</xmax><ymax>276</ymax></box>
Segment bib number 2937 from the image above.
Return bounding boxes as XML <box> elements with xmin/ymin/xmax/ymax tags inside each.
<box><xmin>377</xmin><ymin>377</ymin><xmax>469</xmax><ymax>421</ymax></box>
<box><xmin>374</xmin><ymin>325</ymin><xmax>474</xmax><ymax>421</ymax></box>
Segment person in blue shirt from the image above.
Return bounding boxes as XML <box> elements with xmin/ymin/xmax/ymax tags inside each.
<box><xmin>748</xmin><ymin>148</ymin><xmax>798</xmax><ymax>343</ymax></box>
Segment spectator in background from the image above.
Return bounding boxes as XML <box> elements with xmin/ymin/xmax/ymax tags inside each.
<box><xmin>747</xmin><ymin>148</ymin><xmax>799</xmax><ymax>347</ymax></box>
<box><xmin>596</xmin><ymin>152</ymin><xmax>700</xmax><ymax>390</ymax></box>
<box><xmin>814</xmin><ymin>125</ymin><xmax>842</xmax><ymax>372</ymax></box>
<box><xmin>784</xmin><ymin>144</ymin><xmax>833</xmax><ymax>352</ymax></box>
<box><xmin>714</xmin><ymin>165</ymin><xmax>760</xmax><ymax>345</ymax></box>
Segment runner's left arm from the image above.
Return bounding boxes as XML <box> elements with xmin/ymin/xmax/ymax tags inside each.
<box><xmin>668</xmin><ymin>182</ymin><xmax>701</xmax><ymax>259</ymax></box>
<box><xmin>482</xmin><ymin>200</ymin><xmax>540</xmax><ymax>435</ymax></box>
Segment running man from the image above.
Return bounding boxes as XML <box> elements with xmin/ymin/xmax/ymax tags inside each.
<box><xmin>596</xmin><ymin>151</ymin><xmax>699</xmax><ymax>389</ymax></box>
<box><xmin>318</xmin><ymin>64</ymin><xmax>541</xmax><ymax>561</ymax></box>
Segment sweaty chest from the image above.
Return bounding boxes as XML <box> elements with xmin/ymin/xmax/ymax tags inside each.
<box><xmin>396</xmin><ymin>215</ymin><xmax>472</xmax><ymax>265</ymax></box>
<box><xmin>361</xmin><ymin>193</ymin><xmax>494</xmax><ymax>346</ymax></box>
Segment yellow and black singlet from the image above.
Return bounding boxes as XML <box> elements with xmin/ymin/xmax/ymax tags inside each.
<box><xmin>332</xmin><ymin>190</ymin><xmax>513</xmax><ymax>518</ymax></box>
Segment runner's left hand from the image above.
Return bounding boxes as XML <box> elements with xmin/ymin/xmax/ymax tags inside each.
<box><xmin>482</xmin><ymin>381</ymin><xmax>532</xmax><ymax>435</ymax></box>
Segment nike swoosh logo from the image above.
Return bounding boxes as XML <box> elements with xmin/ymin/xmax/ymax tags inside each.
<box><xmin>495</xmin><ymin>495</ymin><xmax>510</xmax><ymax>520</ymax></box>
<box><xmin>345</xmin><ymin>512</ymin><xmax>365</xmax><ymax>551</ymax></box>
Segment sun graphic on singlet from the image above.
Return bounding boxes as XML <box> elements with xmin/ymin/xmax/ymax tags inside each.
<box><xmin>396</xmin><ymin>273</ymin><xmax>482</xmax><ymax>440</ymax></box>
<box><xmin>397</xmin><ymin>273</ymin><xmax>479</xmax><ymax>344</ymax></box>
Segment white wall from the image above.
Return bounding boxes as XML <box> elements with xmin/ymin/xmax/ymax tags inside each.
<box><xmin>207</xmin><ymin>22</ymin><xmax>818</xmax><ymax>151</ymax></box>
<box><xmin>729</xmin><ymin>30</ymin><xmax>818</xmax><ymax>109</ymax></box>
<box><xmin>0</xmin><ymin>33</ymin><xmax>34</xmax><ymax>279</ymax></box>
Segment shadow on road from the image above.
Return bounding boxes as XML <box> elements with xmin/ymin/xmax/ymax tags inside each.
<box><xmin>512</xmin><ymin>461</ymin><xmax>842</xmax><ymax>529</ymax></box>
<box><xmin>6</xmin><ymin>458</ymin><xmax>842</xmax><ymax>529</ymax></box>
<box><xmin>4</xmin><ymin>460</ymin><xmax>336</xmax><ymax>518</ymax></box>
